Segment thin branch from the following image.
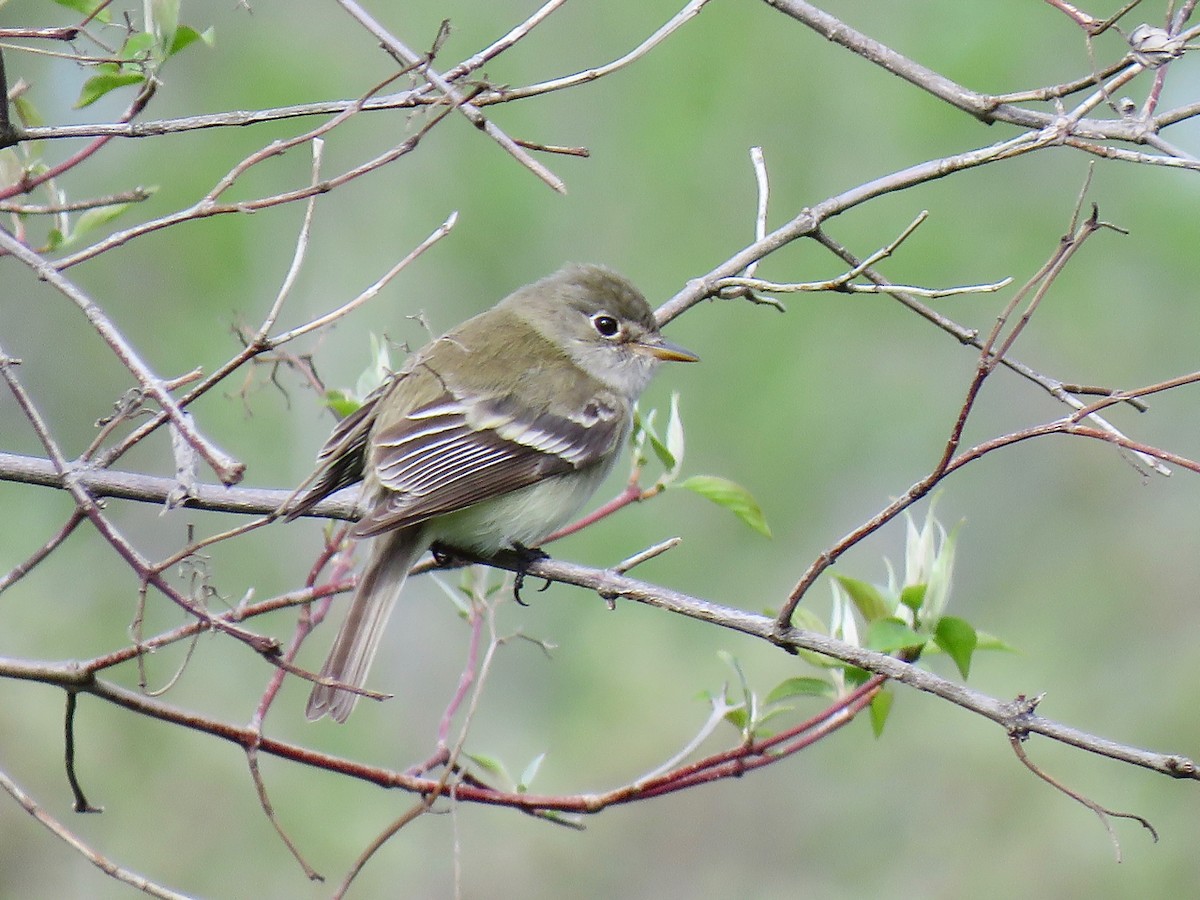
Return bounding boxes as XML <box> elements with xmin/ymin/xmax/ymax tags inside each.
<box><xmin>0</xmin><ymin>509</ymin><xmax>85</xmax><ymax>594</ymax></box>
<box><xmin>245</xmin><ymin>744</ymin><xmax>323</xmax><ymax>882</ymax></box>
<box><xmin>88</xmin><ymin>208</ymin><xmax>455</xmax><ymax>481</ymax></box>
<box><xmin>255</xmin><ymin>139</ymin><xmax>325</xmax><ymax>339</ymax></box>
<box><xmin>0</xmin><ymin>232</ymin><xmax>244</xmax><ymax>484</ymax></box>
<box><xmin>655</xmin><ymin>127</ymin><xmax>1061</xmax><ymax>325</ymax></box>
<box><xmin>744</xmin><ymin>146</ymin><xmax>769</xmax><ymax>281</ymax></box>
<box><xmin>1010</xmin><ymin>726</ymin><xmax>1158</xmax><ymax>862</ymax></box>
<box><xmin>0</xmin><ymin>27</ymin><xmax>82</xmax><ymax>41</ymax></box>
<box><xmin>270</xmin><ymin>210</ymin><xmax>458</xmax><ymax>345</ymax></box>
<box><xmin>760</xmin><ymin>0</ymin><xmax>1002</xmax><ymax>121</ymax></box>
<box><xmin>333</xmin><ymin>0</ymin><xmax>566</xmax><ymax>193</ymax></box>
<box><xmin>83</xmin><ymin>584</ymin><xmax>347</xmax><ymax>675</ymax></box>
<box><xmin>613</xmin><ymin>537</ymin><xmax>682</xmax><ymax>574</ymax></box>
<box><xmin>0</xmin><ymin>188</ymin><xmax>152</xmax><ymax>214</ymax></box>
<box><xmin>484</xmin><ymin>0</ymin><xmax>715</xmax><ymax>103</ymax></box>
<box><xmin>15</xmin><ymin>94</ymin><xmax>432</xmax><ymax>142</ymax></box>
<box><xmin>54</xmin><ymin>81</ymin><xmax>454</xmax><ymax>270</ymax></box>
<box><xmin>0</xmin><ymin>767</ymin><xmax>190</xmax><ymax>900</ymax></box>
<box><xmin>0</xmin><ymin>353</ymin><xmax>275</xmax><ymax>650</ymax></box>
<box><xmin>63</xmin><ymin>693</ymin><xmax>101</xmax><ymax>813</ymax></box>
<box><xmin>439</xmin><ymin>0</ymin><xmax>571</xmax><ymax>82</ymax></box>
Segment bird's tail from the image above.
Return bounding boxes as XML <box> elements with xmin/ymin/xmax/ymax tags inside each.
<box><xmin>306</xmin><ymin>526</ymin><xmax>425</xmax><ymax>723</ymax></box>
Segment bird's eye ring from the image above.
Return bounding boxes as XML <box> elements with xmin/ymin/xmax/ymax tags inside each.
<box><xmin>591</xmin><ymin>314</ymin><xmax>620</xmax><ymax>337</ymax></box>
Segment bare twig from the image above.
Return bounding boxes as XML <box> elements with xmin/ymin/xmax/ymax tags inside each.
<box><xmin>487</xmin><ymin>0</ymin><xmax>715</xmax><ymax>103</ymax></box>
<box><xmin>0</xmin><ymin>236</ymin><xmax>244</xmax><ymax>484</ymax></box>
<box><xmin>0</xmin><ymin>767</ymin><xmax>189</xmax><ymax>899</ymax></box>
<box><xmin>255</xmin><ymin>139</ymin><xmax>325</xmax><ymax>339</ymax></box>
<box><xmin>440</xmin><ymin>0</ymin><xmax>572</xmax><ymax>82</ymax></box>
<box><xmin>270</xmin><ymin>211</ymin><xmax>459</xmax><ymax>345</ymax></box>
<box><xmin>333</xmin><ymin>0</ymin><xmax>566</xmax><ymax>193</ymax></box>
<box><xmin>0</xmin><ymin>508</ymin><xmax>85</xmax><ymax>594</ymax></box>
<box><xmin>743</xmin><ymin>146</ymin><xmax>770</xmax><ymax>281</ymax></box>
<box><xmin>1010</xmin><ymin>724</ymin><xmax>1158</xmax><ymax>862</ymax></box>
<box><xmin>0</xmin><ymin>188</ymin><xmax>152</xmax><ymax>214</ymax></box>
<box><xmin>63</xmin><ymin>693</ymin><xmax>101</xmax><ymax>814</ymax></box>
<box><xmin>614</xmin><ymin>537</ymin><xmax>682</xmax><ymax>574</ymax></box>
<box><xmin>54</xmin><ymin>79</ymin><xmax>453</xmax><ymax>270</ymax></box>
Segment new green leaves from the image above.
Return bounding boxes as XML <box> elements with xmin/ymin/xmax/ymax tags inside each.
<box><xmin>633</xmin><ymin>394</ymin><xmax>771</xmax><ymax>537</ymax></box>
<box><xmin>678</xmin><ymin>475</ymin><xmax>772</xmax><ymax>538</ymax></box>
<box><xmin>73</xmin><ymin>3</ymin><xmax>214</xmax><ymax>109</ymax></box>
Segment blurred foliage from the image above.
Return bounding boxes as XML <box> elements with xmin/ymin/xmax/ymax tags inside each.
<box><xmin>4</xmin><ymin>1</ymin><xmax>1200</xmax><ymax>897</ymax></box>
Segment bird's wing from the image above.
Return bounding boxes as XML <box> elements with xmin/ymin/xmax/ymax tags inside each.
<box><xmin>353</xmin><ymin>387</ymin><xmax>627</xmax><ymax>537</ymax></box>
<box><xmin>280</xmin><ymin>379</ymin><xmax>391</xmax><ymax>521</ymax></box>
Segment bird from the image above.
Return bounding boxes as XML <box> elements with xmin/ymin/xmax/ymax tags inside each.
<box><xmin>285</xmin><ymin>264</ymin><xmax>698</xmax><ymax>723</ymax></box>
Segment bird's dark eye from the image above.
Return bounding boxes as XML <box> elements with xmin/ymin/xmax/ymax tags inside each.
<box><xmin>591</xmin><ymin>314</ymin><xmax>620</xmax><ymax>337</ymax></box>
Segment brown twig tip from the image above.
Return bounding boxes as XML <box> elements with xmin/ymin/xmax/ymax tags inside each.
<box><xmin>511</xmin><ymin>137</ymin><xmax>591</xmax><ymax>157</ymax></box>
<box><xmin>1010</xmin><ymin>731</ymin><xmax>1159</xmax><ymax>861</ymax></box>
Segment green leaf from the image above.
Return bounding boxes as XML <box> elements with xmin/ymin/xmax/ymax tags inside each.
<box><xmin>65</xmin><ymin>199</ymin><xmax>145</xmax><ymax>244</ymax></box>
<box><xmin>755</xmin><ymin>705</ymin><xmax>794</xmax><ymax>730</ymax></box>
<box><xmin>869</xmin><ymin>688</ymin><xmax>894</xmax><ymax>737</ymax></box>
<box><xmin>678</xmin><ymin>475</ymin><xmax>771</xmax><ymax>537</ymax></box>
<box><xmin>718</xmin><ymin>650</ymin><xmax>756</xmax><ymax>736</ymax></box>
<box><xmin>76</xmin><ymin>72</ymin><xmax>145</xmax><ymax>108</ymax></box>
<box><xmin>833</xmin><ymin>574</ymin><xmax>891</xmax><ymax>623</ymax></box>
<box><xmin>324</xmin><ymin>389</ymin><xmax>363</xmax><ymax>419</ymax></box>
<box><xmin>718</xmin><ymin>650</ymin><xmax>752</xmax><ymax>707</ymax></box>
<box><xmin>842</xmin><ymin>665</ymin><xmax>871</xmax><ymax>688</ymax></box>
<box><xmin>120</xmin><ymin>31</ymin><xmax>156</xmax><ymax>61</ymax></box>
<box><xmin>974</xmin><ymin>630</ymin><xmax>1019</xmax><ymax>653</ymax></box>
<box><xmin>12</xmin><ymin>95</ymin><xmax>46</xmax><ymax>129</ymax></box>
<box><xmin>464</xmin><ymin>753</ymin><xmax>509</xmax><ymax>785</ymax></box>
<box><xmin>629</xmin><ymin>406</ymin><xmax>651</xmax><ymax>467</ymax></box>
<box><xmin>52</xmin><ymin>0</ymin><xmax>112</xmax><ymax>20</ymax></box>
<box><xmin>168</xmin><ymin>25</ymin><xmax>215</xmax><ymax>57</ymax></box>
<box><xmin>517</xmin><ymin>752</ymin><xmax>546</xmax><ymax>792</ymax></box>
<box><xmin>145</xmin><ymin>0</ymin><xmax>180</xmax><ymax>56</ymax></box>
<box><xmin>723</xmin><ymin>707</ymin><xmax>749</xmax><ymax>730</ymax></box>
<box><xmin>0</xmin><ymin>150</ymin><xmax>23</xmax><ymax>194</ymax></box>
<box><xmin>646</xmin><ymin>429</ymin><xmax>675</xmax><ymax>472</ymax></box>
<box><xmin>900</xmin><ymin>583</ymin><xmax>926</xmax><ymax>614</ymax></box>
<box><xmin>788</xmin><ymin>605</ymin><xmax>825</xmax><ymax>634</ymax></box>
<box><xmin>865</xmin><ymin>617</ymin><xmax>926</xmax><ymax>653</ymax></box>
<box><xmin>934</xmin><ymin>616</ymin><xmax>978</xmax><ymax>679</ymax></box>
<box><xmin>633</xmin><ymin>407</ymin><xmax>675</xmax><ymax>473</ymax></box>
<box><xmin>766</xmin><ymin>677</ymin><xmax>833</xmax><ymax>704</ymax></box>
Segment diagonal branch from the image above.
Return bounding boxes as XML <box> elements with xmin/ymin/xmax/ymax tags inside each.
<box><xmin>333</xmin><ymin>0</ymin><xmax>566</xmax><ymax>193</ymax></box>
<box><xmin>0</xmin><ymin>229</ymin><xmax>244</xmax><ymax>485</ymax></box>
<box><xmin>0</xmin><ymin>767</ymin><xmax>189</xmax><ymax>900</ymax></box>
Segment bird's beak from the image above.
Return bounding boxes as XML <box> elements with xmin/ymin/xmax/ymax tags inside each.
<box><xmin>637</xmin><ymin>334</ymin><xmax>699</xmax><ymax>363</ymax></box>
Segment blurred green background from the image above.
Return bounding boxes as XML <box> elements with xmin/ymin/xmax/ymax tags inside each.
<box><xmin>3</xmin><ymin>1</ymin><xmax>1200</xmax><ymax>897</ymax></box>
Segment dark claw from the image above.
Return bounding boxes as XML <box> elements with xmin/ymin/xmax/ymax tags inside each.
<box><xmin>511</xmin><ymin>543</ymin><xmax>551</xmax><ymax>606</ymax></box>
<box><xmin>513</xmin><ymin>571</ymin><xmax>530</xmax><ymax>606</ymax></box>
